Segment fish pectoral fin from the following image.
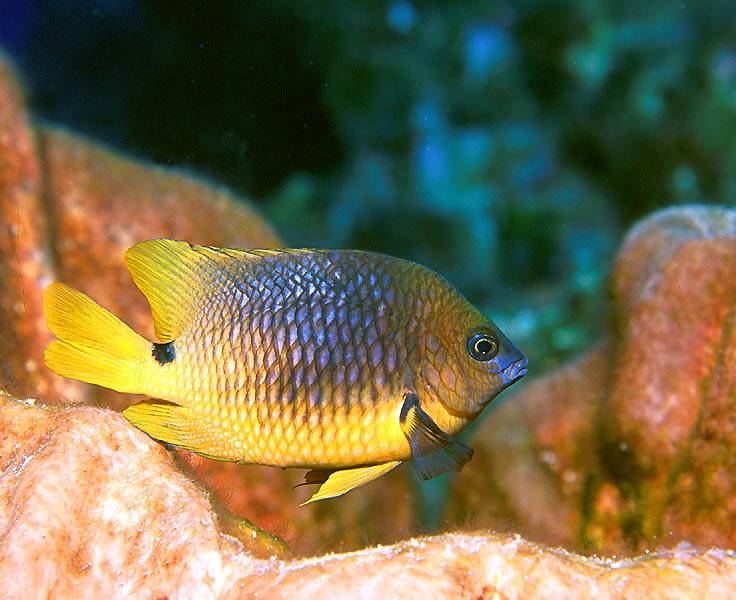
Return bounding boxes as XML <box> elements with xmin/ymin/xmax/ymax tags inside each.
<box><xmin>123</xmin><ymin>399</ymin><xmax>202</xmax><ymax>452</ymax></box>
<box><xmin>399</xmin><ymin>392</ymin><xmax>474</xmax><ymax>481</ymax></box>
<box><xmin>300</xmin><ymin>461</ymin><xmax>401</xmax><ymax>505</ymax></box>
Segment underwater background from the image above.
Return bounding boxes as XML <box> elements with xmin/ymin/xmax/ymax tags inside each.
<box><xmin>4</xmin><ymin>1</ymin><xmax>736</xmax><ymax>563</ymax></box>
<box><xmin>6</xmin><ymin>0</ymin><xmax>736</xmax><ymax>377</ymax></box>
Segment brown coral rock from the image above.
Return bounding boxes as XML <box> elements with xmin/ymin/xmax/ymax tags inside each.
<box><xmin>604</xmin><ymin>206</ymin><xmax>736</xmax><ymax>548</ymax></box>
<box><xmin>1</xmin><ymin>392</ymin><xmax>734</xmax><ymax>599</ymax></box>
<box><xmin>448</xmin><ymin>205</ymin><xmax>736</xmax><ymax>555</ymax></box>
<box><xmin>0</xmin><ymin>53</ymin><xmax>58</xmax><ymax>400</ymax></box>
<box><xmin>0</xmin><ymin>51</ymin><xmax>415</xmax><ymax>555</ymax></box>
<box><xmin>448</xmin><ymin>344</ymin><xmax>607</xmax><ymax>549</ymax></box>
<box><xmin>179</xmin><ymin>450</ymin><xmax>415</xmax><ymax>556</ymax></box>
<box><xmin>0</xmin><ymin>57</ymin><xmax>281</xmax><ymax>408</ymax></box>
<box><xmin>0</xmin><ymin>393</ymin><xmax>262</xmax><ymax>598</ymax></box>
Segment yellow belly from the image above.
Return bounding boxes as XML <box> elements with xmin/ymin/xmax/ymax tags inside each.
<box><xmin>140</xmin><ymin>348</ymin><xmax>412</xmax><ymax>468</ymax></box>
<box><xmin>190</xmin><ymin>396</ymin><xmax>411</xmax><ymax>468</ymax></box>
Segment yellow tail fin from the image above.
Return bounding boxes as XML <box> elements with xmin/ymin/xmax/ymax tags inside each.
<box><xmin>43</xmin><ymin>283</ymin><xmax>150</xmax><ymax>394</ymax></box>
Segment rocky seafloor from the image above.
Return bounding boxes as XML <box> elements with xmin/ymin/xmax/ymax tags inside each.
<box><xmin>2</xmin><ymin>52</ymin><xmax>736</xmax><ymax>597</ymax></box>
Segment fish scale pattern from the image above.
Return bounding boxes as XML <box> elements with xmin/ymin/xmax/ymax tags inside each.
<box><xmin>160</xmin><ymin>251</ymin><xmax>429</xmax><ymax>467</ymax></box>
<box><xmin>45</xmin><ymin>236</ymin><xmax>524</xmax><ymax>481</ymax></box>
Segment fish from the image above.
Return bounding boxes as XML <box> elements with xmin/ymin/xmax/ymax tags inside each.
<box><xmin>42</xmin><ymin>239</ymin><xmax>527</xmax><ymax>503</ymax></box>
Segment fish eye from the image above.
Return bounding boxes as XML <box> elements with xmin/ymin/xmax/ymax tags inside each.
<box><xmin>466</xmin><ymin>331</ymin><xmax>499</xmax><ymax>361</ymax></box>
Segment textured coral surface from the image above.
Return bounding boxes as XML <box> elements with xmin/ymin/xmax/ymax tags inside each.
<box><xmin>449</xmin><ymin>206</ymin><xmax>736</xmax><ymax>555</ymax></box>
<box><xmin>2</xmin><ymin>393</ymin><xmax>735</xmax><ymax>599</ymax></box>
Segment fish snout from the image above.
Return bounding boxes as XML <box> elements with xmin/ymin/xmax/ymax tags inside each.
<box><xmin>501</xmin><ymin>356</ymin><xmax>528</xmax><ymax>385</ymax></box>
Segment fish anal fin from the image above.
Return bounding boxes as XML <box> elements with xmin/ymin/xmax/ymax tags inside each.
<box><xmin>123</xmin><ymin>399</ymin><xmax>206</xmax><ymax>453</ymax></box>
<box><xmin>400</xmin><ymin>392</ymin><xmax>474</xmax><ymax>480</ymax></box>
<box><xmin>300</xmin><ymin>461</ymin><xmax>401</xmax><ymax>505</ymax></box>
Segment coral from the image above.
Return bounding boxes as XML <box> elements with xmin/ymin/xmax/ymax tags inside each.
<box><xmin>2</xmin><ymin>392</ymin><xmax>734</xmax><ymax>599</ymax></box>
<box><xmin>175</xmin><ymin>449</ymin><xmax>415</xmax><ymax>555</ymax></box>
<box><xmin>448</xmin><ymin>205</ymin><xmax>736</xmax><ymax>554</ymax></box>
<box><xmin>447</xmin><ymin>345</ymin><xmax>607</xmax><ymax>549</ymax></box>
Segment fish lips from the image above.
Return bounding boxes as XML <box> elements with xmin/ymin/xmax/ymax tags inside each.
<box><xmin>501</xmin><ymin>356</ymin><xmax>528</xmax><ymax>386</ymax></box>
<box><xmin>476</xmin><ymin>355</ymin><xmax>528</xmax><ymax>409</ymax></box>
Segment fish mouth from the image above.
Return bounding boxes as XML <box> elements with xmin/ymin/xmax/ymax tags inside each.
<box><xmin>502</xmin><ymin>356</ymin><xmax>528</xmax><ymax>385</ymax></box>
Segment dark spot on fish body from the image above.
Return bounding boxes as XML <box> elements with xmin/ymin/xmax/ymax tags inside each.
<box><xmin>152</xmin><ymin>341</ymin><xmax>176</xmax><ymax>365</ymax></box>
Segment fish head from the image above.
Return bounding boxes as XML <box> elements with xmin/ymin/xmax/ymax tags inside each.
<box><xmin>418</xmin><ymin>294</ymin><xmax>527</xmax><ymax>418</ymax></box>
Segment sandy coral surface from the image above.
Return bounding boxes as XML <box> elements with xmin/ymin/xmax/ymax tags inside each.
<box><xmin>2</xmin><ymin>393</ymin><xmax>735</xmax><ymax>599</ymax></box>
<box><xmin>449</xmin><ymin>206</ymin><xmax>736</xmax><ymax>555</ymax></box>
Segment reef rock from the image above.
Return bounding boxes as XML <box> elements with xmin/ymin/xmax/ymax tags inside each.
<box><xmin>0</xmin><ymin>51</ymin><xmax>414</xmax><ymax>555</ymax></box>
<box><xmin>1</xmin><ymin>392</ymin><xmax>734</xmax><ymax>599</ymax></box>
<box><xmin>448</xmin><ymin>205</ymin><xmax>736</xmax><ymax>554</ymax></box>
<box><xmin>0</xmin><ymin>52</ymin><xmax>280</xmax><ymax>408</ymax></box>
<box><xmin>447</xmin><ymin>344</ymin><xmax>607</xmax><ymax>549</ymax></box>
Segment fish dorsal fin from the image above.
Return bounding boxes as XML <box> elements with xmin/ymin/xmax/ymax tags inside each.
<box><xmin>124</xmin><ymin>239</ymin><xmax>249</xmax><ymax>342</ymax></box>
<box><xmin>400</xmin><ymin>392</ymin><xmax>474</xmax><ymax>480</ymax></box>
<box><xmin>125</xmin><ymin>239</ymin><xmax>321</xmax><ymax>341</ymax></box>
<box><xmin>300</xmin><ymin>461</ymin><xmax>401</xmax><ymax>505</ymax></box>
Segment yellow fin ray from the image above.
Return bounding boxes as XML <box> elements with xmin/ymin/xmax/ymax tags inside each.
<box><xmin>124</xmin><ymin>239</ymin><xmax>325</xmax><ymax>342</ymax></box>
<box><xmin>123</xmin><ymin>400</ymin><xmax>218</xmax><ymax>455</ymax></box>
<box><xmin>123</xmin><ymin>400</ymin><xmax>237</xmax><ymax>461</ymax></box>
<box><xmin>301</xmin><ymin>461</ymin><xmax>401</xmax><ymax>505</ymax></box>
<box><xmin>124</xmin><ymin>239</ymin><xmax>229</xmax><ymax>342</ymax></box>
<box><xmin>43</xmin><ymin>283</ymin><xmax>149</xmax><ymax>393</ymax></box>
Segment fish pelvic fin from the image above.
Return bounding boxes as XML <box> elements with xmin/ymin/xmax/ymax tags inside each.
<box><xmin>43</xmin><ymin>283</ymin><xmax>149</xmax><ymax>394</ymax></box>
<box><xmin>300</xmin><ymin>461</ymin><xmax>401</xmax><ymax>505</ymax></box>
<box><xmin>400</xmin><ymin>392</ymin><xmax>474</xmax><ymax>480</ymax></box>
